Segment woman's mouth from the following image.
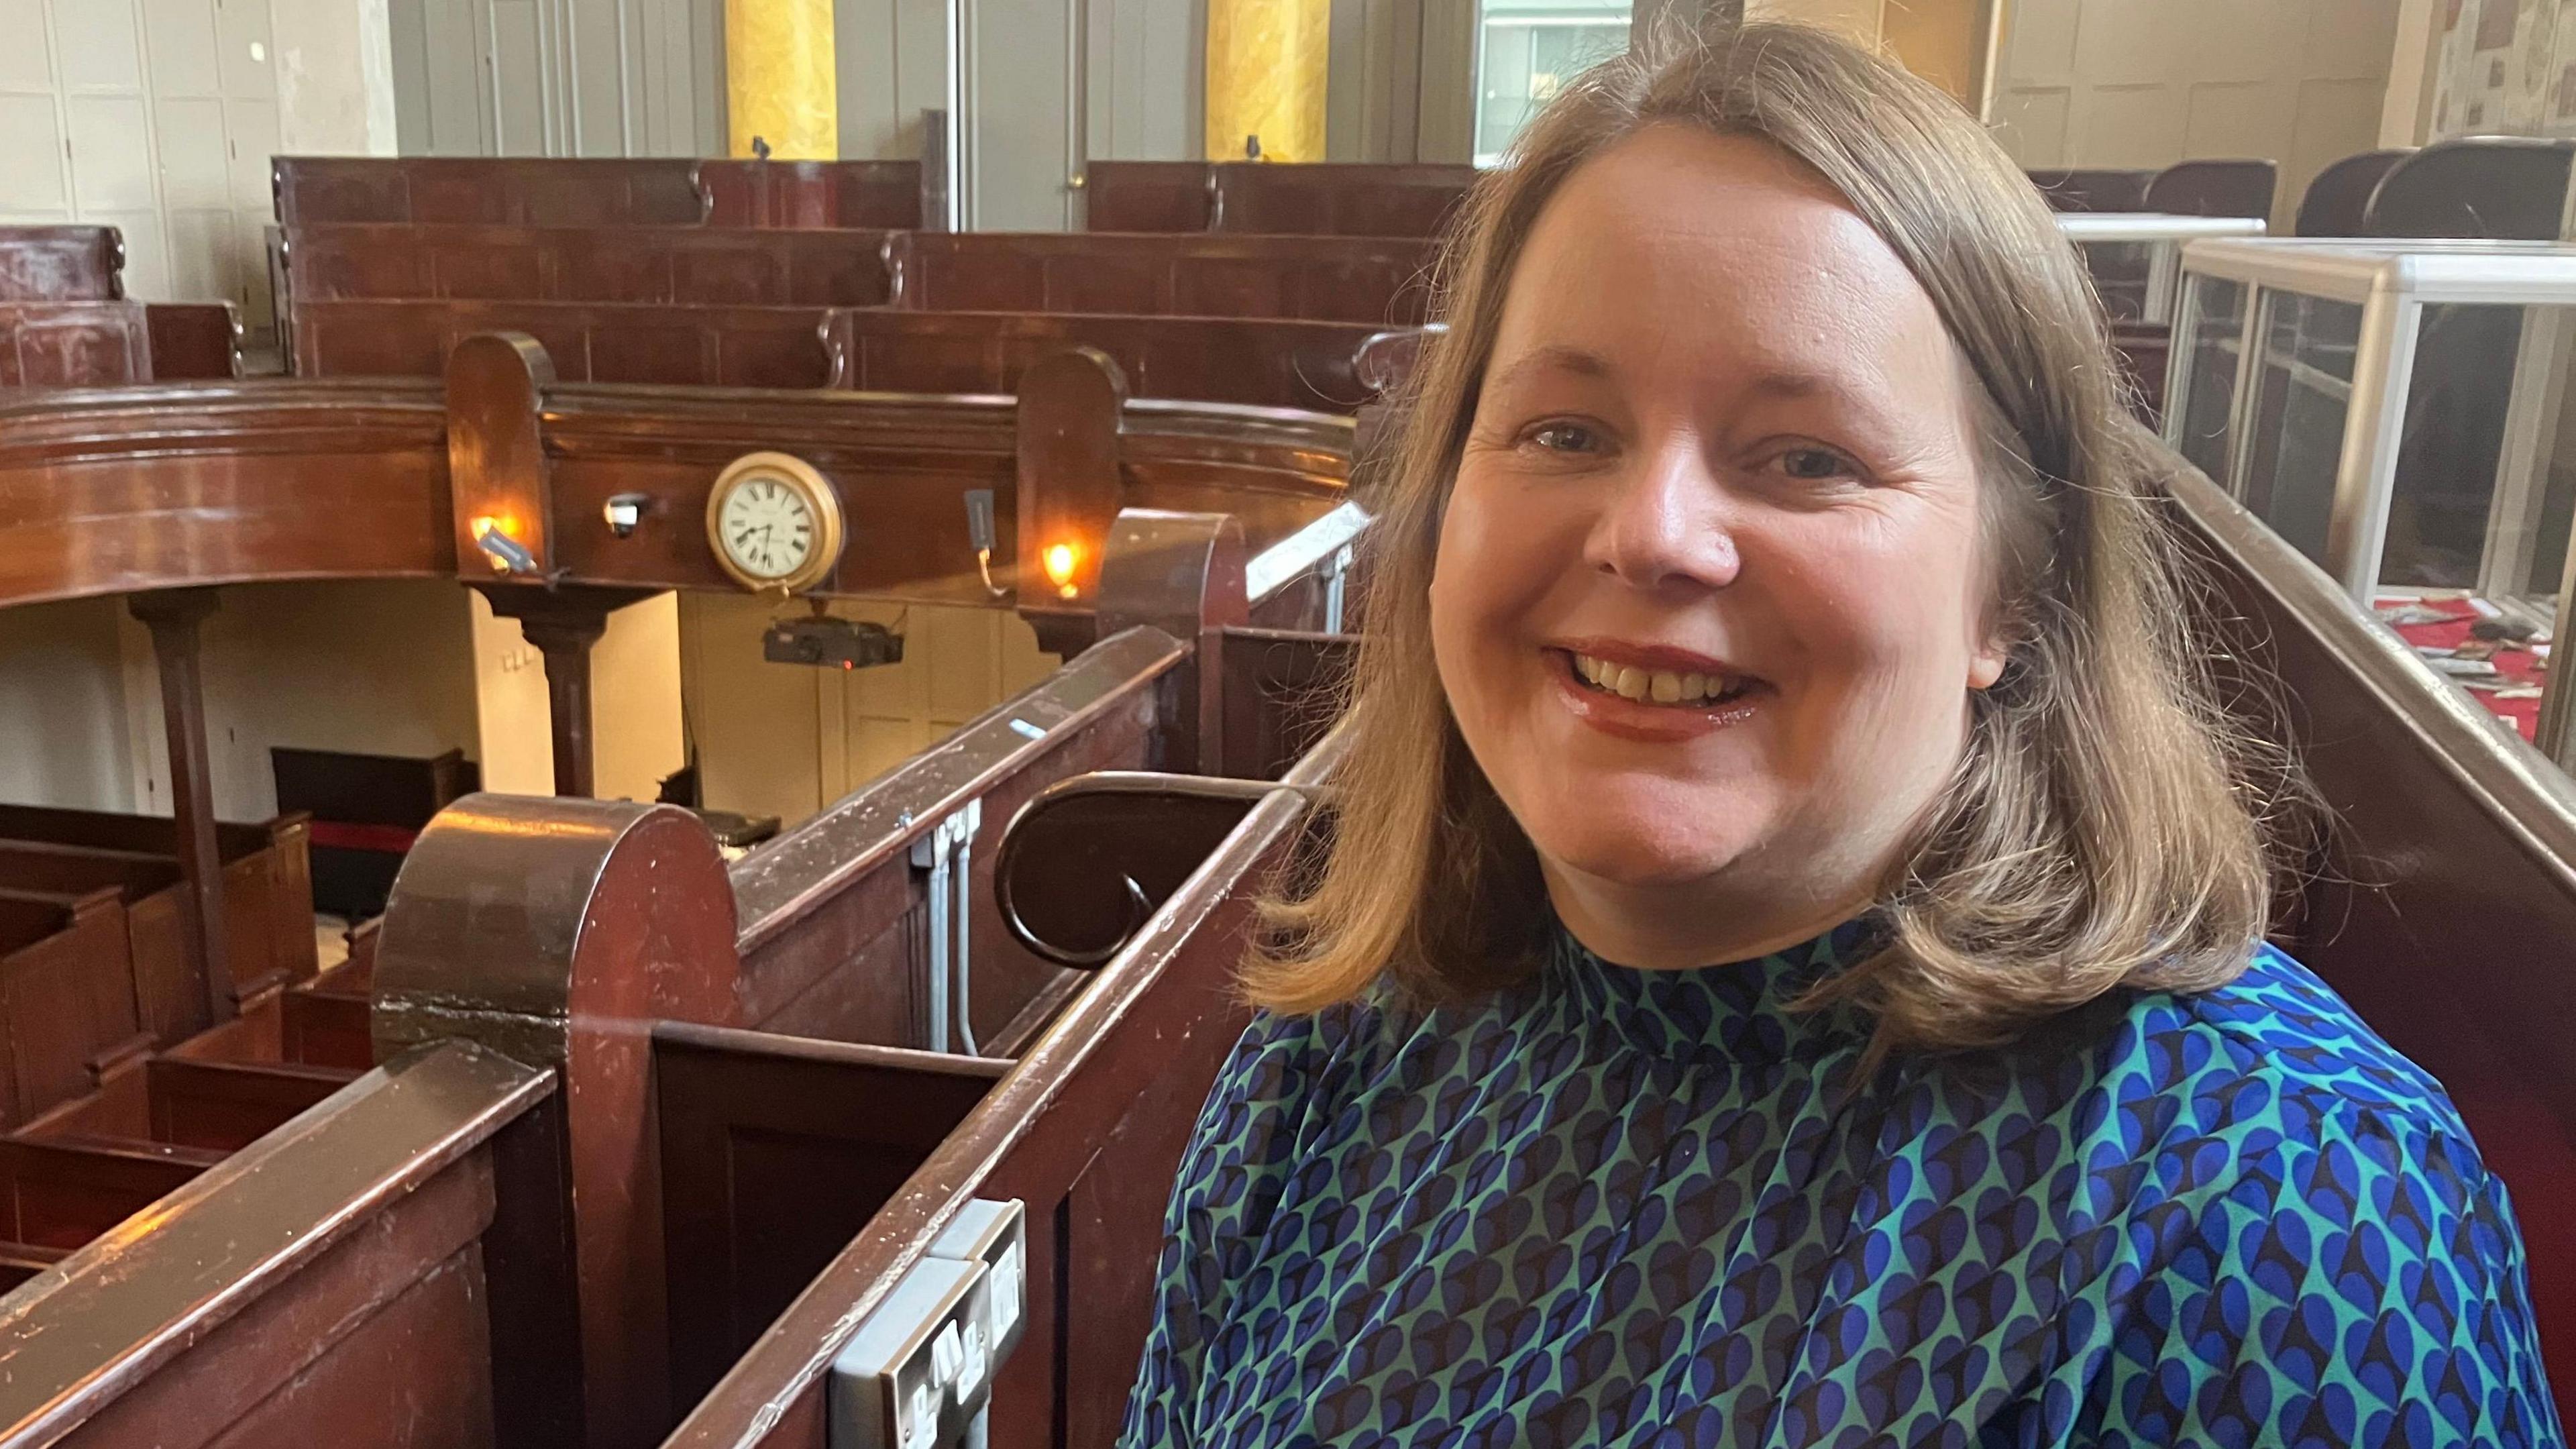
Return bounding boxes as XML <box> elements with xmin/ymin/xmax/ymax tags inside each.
<box><xmin>1565</xmin><ymin>651</ymin><xmax>1762</xmax><ymax>708</ymax></box>
<box><xmin>1546</xmin><ymin>645</ymin><xmax>1773</xmax><ymax>741</ymax></box>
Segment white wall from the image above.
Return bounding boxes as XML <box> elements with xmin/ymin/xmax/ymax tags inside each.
<box><xmin>388</xmin><ymin>0</ymin><xmax>725</xmax><ymax>156</ymax></box>
<box><xmin>0</xmin><ymin>599</ymin><xmax>138</xmax><ymax>813</ymax></box>
<box><xmin>1989</xmin><ymin>0</ymin><xmax>2402</xmax><ymax>228</ymax></box>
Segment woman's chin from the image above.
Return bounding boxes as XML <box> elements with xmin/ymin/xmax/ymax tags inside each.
<box><xmin>1526</xmin><ymin>811</ymin><xmax>1767</xmax><ymax>892</ymax></box>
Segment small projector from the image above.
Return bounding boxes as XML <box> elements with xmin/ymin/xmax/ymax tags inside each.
<box><xmin>763</xmin><ymin>616</ymin><xmax>905</xmax><ymax>670</ymax></box>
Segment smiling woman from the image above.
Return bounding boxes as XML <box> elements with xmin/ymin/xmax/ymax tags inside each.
<box><xmin>1118</xmin><ymin>19</ymin><xmax>2562</xmax><ymax>1449</ymax></box>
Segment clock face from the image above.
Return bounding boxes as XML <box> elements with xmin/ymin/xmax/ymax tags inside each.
<box><xmin>705</xmin><ymin>452</ymin><xmax>845</xmax><ymax>594</ymax></box>
<box><xmin>716</xmin><ymin>472</ymin><xmax>816</xmax><ymax>580</ymax></box>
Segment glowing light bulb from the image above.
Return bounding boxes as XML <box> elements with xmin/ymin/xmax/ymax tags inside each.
<box><xmin>1042</xmin><ymin>542</ymin><xmax>1079</xmax><ymax>600</ymax></box>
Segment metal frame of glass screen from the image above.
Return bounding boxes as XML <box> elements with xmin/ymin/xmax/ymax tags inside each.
<box><xmin>2059</xmin><ymin>213</ymin><xmax>2265</xmax><ymax>322</ymax></box>
<box><xmin>2169</xmin><ymin>238</ymin><xmax>2576</xmax><ymax>771</ymax></box>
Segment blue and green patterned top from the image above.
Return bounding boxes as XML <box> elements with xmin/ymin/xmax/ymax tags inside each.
<box><xmin>1120</xmin><ymin>922</ymin><xmax>2563</xmax><ymax>1446</ymax></box>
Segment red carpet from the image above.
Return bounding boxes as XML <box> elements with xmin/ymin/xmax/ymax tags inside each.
<box><xmin>2376</xmin><ymin>594</ymin><xmax>2548</xmax><ymax>743</ymax></box>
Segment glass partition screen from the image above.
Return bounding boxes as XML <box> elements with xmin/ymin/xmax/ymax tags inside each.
<box><xmin>2240</xmin><ymin>291</ymin><xmax>2363</xmax><ymax>570</ymax></box>
<box><xmin>2173</xmin><ymin>276</ymin><xmax>2247</xmax><ymax>484</ymax></box>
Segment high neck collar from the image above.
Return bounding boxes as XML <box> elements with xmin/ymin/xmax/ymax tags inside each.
<box><xmin>1548</xmin><ymin>915</ymin><xmax>1879</xmax><ymax>1064</ymax></box>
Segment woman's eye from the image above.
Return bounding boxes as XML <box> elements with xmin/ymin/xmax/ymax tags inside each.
<box><xmin>1527</xmin><ymin>422</ymin><xmax>1601</xmax><ymax>454</ymax></box>
<box><xmin>1774</xmin><ymin>446</ymin><xmax>1860</xmax><ymax>482</ymax></box>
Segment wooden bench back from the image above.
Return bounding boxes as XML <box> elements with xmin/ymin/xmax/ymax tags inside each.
<box><xmin>283</xmin><ymin>223</ymin><xmax>897</xmax><ymax>308</ymax></box>
<box><xmin>0</xmin><ymin>303</ymin><xmax>149</xmax><ymax>388</ymax></box>
<box><xmin>885</xmin><ymin>231</ymin><xmax>1436</xmax><ymax>325</ymax></box>
<box><xmin>0</xmin><ymin>227</ymin><xmax>122</xmax><ymax>303</ymax></box>
<box><xmin>823</xmin><ymin>309</ymin><xmax>1402</xmax><ymax>412</ymax></box>
<box><xmin>272</xmin><ymin>156</ymin><xmax>930</xmax><ymax>230</ymax></box>
<box><xmin>1085</xmin><ymin>160</ymin><xmax>1475</xmax><ymax>237</ymax></box>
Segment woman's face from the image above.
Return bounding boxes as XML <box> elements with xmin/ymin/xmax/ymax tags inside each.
<box><xmin>1429</xmin><ymin>126</ymin><xmax>2008</xmax><ymax>965</ymax></box>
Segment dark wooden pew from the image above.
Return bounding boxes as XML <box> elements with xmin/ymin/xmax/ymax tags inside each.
<box><xmin>697</xmin><ymin>160</ymin><xmax>930</xmax><ymax>230</ymax></box>
<box><xmin>293</xmin><ymin>298</ymin><xmax>840</xmax><ymax>386</ymax></box>
<box><xmin>1084</xmin><ymin>160</ymin><xmax>1476</xmax><ymax>237</ymax></box>
<box><xmin>884</xmin><ymin>231</ymin><xmax>1436</xmax><ymax>325</ymax></box>
<box><xmin>272</xmin><ymin>156</ymin><xmax>929</xmax><ymax>230</ymax></box>
<box><xmin>0</xmin><ymin>1038</ymin><xmax>549</xmax><ymax>1448</ymax></box>
<box><xmin>0</xmin><ymin>302</ymin><xmax>242</xmax><ymax>388</ymax></box>
<box><xmin>141</xmin><ymin>303</ymin><xmax>242</xmax><ymax>381</ymax></box>
<box><xmin>659</xmin><ymin>725</ymin><xmax>1341</xmax><ymax>1449</ymax></box>
<box><xmin>0</xmin><ymin>807</ymin><xmax>315</xmax><ymax>1016</ymax></box>
<box><xmin>823</xmin><ymin>310</ymin><xmax>1405</xmax><ymax>413</ymax></box>
<box><xmin>282</xmin><ymin>223</ymin><xmax>897</xmax><ymax>309</ymax></box>
<box><xmin>0</xmin><ymin>228</ymin><xmax>122</xmax><ymax>303</ymax></box>
<box><xmin>0</xmin><ymin>303</ymin><xmax>150</xmax><ymax>388</ymax></box>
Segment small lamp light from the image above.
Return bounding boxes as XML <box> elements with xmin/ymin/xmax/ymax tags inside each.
<box><xmin>1042</xmin><ymin>542</ymin><xmax>1079</xmax><ymax>600</ymax></box>
<box><xmin>473</xmin><ymin>515</ymin><xmax>539</xmax><ymax>576</ymax></box>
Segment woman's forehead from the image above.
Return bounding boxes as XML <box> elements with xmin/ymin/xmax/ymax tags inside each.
<box><xmin>1489</xmin><ymin>127</ymin><xmax>1955</xmax><ymax>400</ymax></box>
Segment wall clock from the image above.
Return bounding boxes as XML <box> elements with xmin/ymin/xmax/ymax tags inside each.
<box><xmin>706</xmin><ymin>451</ymin><xmax>845</xmax><ymax>594</ymax></box>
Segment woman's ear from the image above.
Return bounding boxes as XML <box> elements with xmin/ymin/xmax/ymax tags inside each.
<box><xmin>1969</xmin><ymin>642</ymin><xmax>2008</xmax><ymax>691</ymax></box>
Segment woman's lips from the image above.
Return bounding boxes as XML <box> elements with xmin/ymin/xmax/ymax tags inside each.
<box><xmin>1546</xmin><ymin>647</ymin><xmax>1770</xmax><ymax>742</ymax></box>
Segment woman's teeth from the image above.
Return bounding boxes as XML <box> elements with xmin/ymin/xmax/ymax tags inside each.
<box><xmin>1570</xmin><ymin>653</ymin><xmax>1746</xmax><ymax>706</ymax></box>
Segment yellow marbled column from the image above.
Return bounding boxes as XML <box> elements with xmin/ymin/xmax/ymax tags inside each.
<box><xmin>727</xmin><ymin>0</ymin><xmax>839</xmax><ymax>159</ymax></box>
<box><xmin>1204</xmin><ymin>0</ymin><xmax>1330</xmax><ymax>162</ymax></box>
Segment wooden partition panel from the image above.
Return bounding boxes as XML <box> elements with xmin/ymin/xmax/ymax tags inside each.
<box><xmin>2174</xmin><ymin>466</ymin><xmax>2576</xmax><ymax>1417</ymax></box>
<box><xmin>885</xmin><ymin>233</ymin><xmax>1437</xmax><ymax>325</ymax></box>
<box><xmin>0</xmin><ymin>228</ymin><xmax>122</xmax><ymax>302</ymax></box>
<box><xmin>654</xmin><ymin>1024</ymin><xmax>1006</xmax><ymax>1408</ymax></box>
<box><xmin>1209</xmin><ymin>162</ymin><xmax>1475</xmax><ymax>237</ymax></box>
<box><xmin>284</xmin><ymin>225</ymin><xmax>896</xmax><ymax>309</ymax></box>
<box><xmin>141</xmin><ymin>304</ymin><xmax>240</xmax><ymax>380</ymax></box>
<box><xmin>0</xmin><ymin>1040</ymin><xmax>549</xmax><ymax>1449</ymax></box>
<box><xmin>0</xmin><ymin>303</ymin><xmax>150</xmax><ymax>388</ymax></box>
<box><xmin>273</xmin><ymin>158</ymin><xmax>712</xmax><ymax>227</ymax></box>
<box><xmin>729</xmin><ymin>626</ymin><xmax>1185</xmax><ymax>1048</ymax></box>
<box><xmin>661</xmin><ymin>728</ymin><xmax>1342</xmax><ymax>1449</ymax></box>
<box><xmin>1083</xmin><ymin>162</ymin><xmax>1475</xmax><ymax>237</ymax></box>
<box><xmin>295</xmin><ymin>299</ymin><xmax>837</xmax><ymax>386</ymax></box>
<box><xmin>823</xmin><ymin>309</ymin><xmax>1397</xmax><ymax>413</ymax></box>
<box><xmin>697</xmin><ymin>160</ymin><xmax>926</xmax><ymax>229</ymax></box>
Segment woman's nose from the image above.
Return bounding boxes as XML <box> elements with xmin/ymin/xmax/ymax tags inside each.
<box><xmin>1585</xmin><ymin>440</ymin><xmax>1741</xmax><ymax>592</ymax></box>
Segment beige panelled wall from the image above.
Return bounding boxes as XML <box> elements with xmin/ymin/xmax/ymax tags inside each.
<box><xmin>0</xmin><ymin>0</ymin><xmax>388</xmax><ymax>335</ymax></box>
<box><xmin>680</xmin><ymin>596</ymin><xmax>1058</xmax><ymax>829</ymax></box>
<box><xmin>389</xmin><ymin>0</ymin><xmax>727</xmax><ymax>155</ymax></box>
<box><xmin>1324</xmin><ymin>0</ymin><xmax>1475</xmax><ymax>161</ymax></box>
<box><xmin>1989</xmin><ymin>0</ymin><xmax>2403</xmax><ymax>227</ymax></box>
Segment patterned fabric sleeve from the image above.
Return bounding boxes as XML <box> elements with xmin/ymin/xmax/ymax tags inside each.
<box><xmin>2052</xmin><ymin>1102</ymin><xmax>2565</xmax><ymax>1448</ymax></box>
<box><xmin>1119</xmin><ymin>1010</ymin><xmax>1339</xmax><ymax>1449</ymax></box>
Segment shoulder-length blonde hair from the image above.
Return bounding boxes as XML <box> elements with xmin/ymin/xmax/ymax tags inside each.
<box><xmin>1247</xmin><ymin>20</ymin><xmax>2300</xmax><ymax>1055</ymax></box>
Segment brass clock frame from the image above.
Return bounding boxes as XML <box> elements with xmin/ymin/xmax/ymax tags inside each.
<box><xmin>705</xmin><ymin>451</ymin><xmax>846</xmax><ymax>595</ymax></box>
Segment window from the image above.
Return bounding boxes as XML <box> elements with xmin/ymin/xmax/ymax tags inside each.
<box><xmin>1473</xmin><ymin>0</ymin><xmax>1633</xmax><ymax>166</ymax></box>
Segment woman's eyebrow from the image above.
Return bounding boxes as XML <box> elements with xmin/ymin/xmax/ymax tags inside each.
<box><xmin>1484</xmin><ymin>345</ymin><xmax>1617</xmax><ymax>396</ymax></box>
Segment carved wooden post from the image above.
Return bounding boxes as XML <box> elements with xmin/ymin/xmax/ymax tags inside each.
<box><xmin>1016</xmin><ymin>347</ymin><xmax>1130</xmax><ymax>656</ymax></box>
<box><xmin>1098</xmin><ymin>509</ymin><xmax>1248</xmax><ymax>774</ymax></box>
<box><xmin>127</xmin><ymin>587</ymin><xmax>232</xmax><ymax>1027</ymax></box>
<box><xmin>475</xmin><ymin>584</ymin><xmax>659</xmax><ymax>799</ymax></box>
<box><xmin>374</xmin><ymin>794</ymin><xmax>743</xmax><ymax>1449</ymax></box>
<box><xmin>446</xmin><ymin>332</ymin><xmax>558</xmax><ymax>580</ymax></box>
